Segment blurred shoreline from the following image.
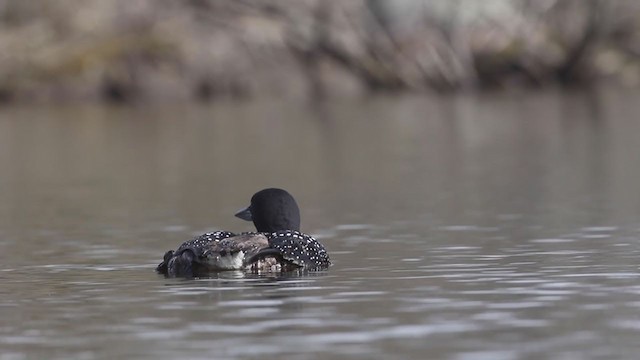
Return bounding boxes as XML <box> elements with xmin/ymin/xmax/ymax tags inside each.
<box><xmin>0</xmin><ymin>0</ymin><xmax>638</xmax><ymax>103</ymax></box>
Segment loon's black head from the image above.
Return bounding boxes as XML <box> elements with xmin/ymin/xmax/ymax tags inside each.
<box><xmin>234</xmin><ymin>188</ymin><xmax>301</xmax><ymax>233</ymax></box>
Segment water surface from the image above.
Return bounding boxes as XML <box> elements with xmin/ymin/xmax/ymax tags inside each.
<box><xmin>1</xmin><ymin>89</ymin><xmax>640</xmax><ymax>359</ymax></box>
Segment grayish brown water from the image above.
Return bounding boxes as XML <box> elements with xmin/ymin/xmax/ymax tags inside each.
<box><xmin>1</xmin><ymin>88</ymin><xmax>640</xmax><ymax>359</ymax></box>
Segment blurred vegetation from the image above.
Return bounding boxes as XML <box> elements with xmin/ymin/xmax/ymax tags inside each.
<box><xmin>0</xmin><ymin>0</ymin><xmax>639</xmax><ymax>103</ymax></box>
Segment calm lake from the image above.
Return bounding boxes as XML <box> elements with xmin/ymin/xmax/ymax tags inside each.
<box><xmin>1</xmin><ymin>88</ymin><xmax>640</xmax><ymax>359</ymax></box>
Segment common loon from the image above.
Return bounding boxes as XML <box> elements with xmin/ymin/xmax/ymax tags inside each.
<box><xmin>156</xmin><ymin>188</ymin><xmax>331</xmax><ymax>277</ymax></box>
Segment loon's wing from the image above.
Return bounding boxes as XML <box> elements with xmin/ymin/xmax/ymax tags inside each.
<box><xmin>156</xmin><ymin>231</ymin><xmax>236</xmax><ymax>276</ymax></box>
<box><xmin>268</xmin><ymin>231</ymin><xmax>331</xmax><ymax>269</ymax></box>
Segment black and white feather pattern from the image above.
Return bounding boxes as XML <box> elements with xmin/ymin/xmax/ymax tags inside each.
<box><xmin>158</xmin><ymin>230</ymin><xmax>330</xmax><ymax>275</ymax></box>
<box><xmin>175</xmin><ymin>231</ymin><xmax>235</xmax><ymax>256</ymax></box>
<box><xmin>156</xmin><ymin>231</ymin><xmax>235</xmax><ymax>274</ymax></box>
<box><xmin>268</xmin><ymin>230</ymin><xmax>331</xmax><ymax>268</ymax></box>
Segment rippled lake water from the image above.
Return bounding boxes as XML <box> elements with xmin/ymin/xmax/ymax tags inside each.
<box><xmin>1</xmin><ymin>89</ymin><xmax>640</xmax><ymax>359</ymax></box>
